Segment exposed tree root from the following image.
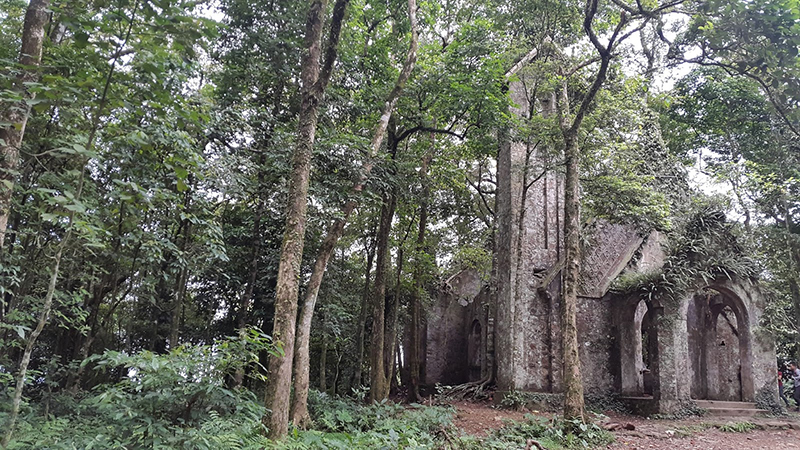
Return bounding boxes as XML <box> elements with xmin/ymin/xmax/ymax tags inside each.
<box><xmin>436</xmin><ymin>376</ymin><xmax>494</xmax><ymax>401</ymax></box>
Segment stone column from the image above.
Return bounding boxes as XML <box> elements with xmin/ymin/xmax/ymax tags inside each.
<box><xmin>652</xmin><ymin>301</ymin><xmax>691</xmax><ymax>413</ymax></box>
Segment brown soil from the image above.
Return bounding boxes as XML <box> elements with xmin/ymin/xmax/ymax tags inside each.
<box><xmin>452</xmin><ymin>401</ymin><xmax>530</xmax><ymax>436</ymax></box>
<box><xmin>606</xmin><ymin>413</ymin><xmax>800</xmax><ymax>450</ymax></box>
<box><xmin>453</xmin><ymin>401</ymin><xmax>800</xmax><ymax>448</ymax></box>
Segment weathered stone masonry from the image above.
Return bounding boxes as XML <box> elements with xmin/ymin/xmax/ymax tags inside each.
<box><xmin>424</xmin><ymin>72</ymin><xmax>777</xmax><ymax>414</ymax></box>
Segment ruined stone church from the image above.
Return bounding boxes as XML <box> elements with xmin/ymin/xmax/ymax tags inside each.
<box><xmin>423</xmin><ymin>72</ymin><xmax>777</xmax><ymax>414</ymax></box>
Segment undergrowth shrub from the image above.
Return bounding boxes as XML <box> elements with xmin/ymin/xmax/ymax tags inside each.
<box><xmin>268</xmin><ymin>391</ymin><xmax>457</xmax><ymax>449</ymax></box>
<box><xmin>2</xmin><ymin>329</ymin><xmax>279</xmax><ymax>449</ymax></box>
<box><xmin>473</xmin><ymin>415</ymin><xmax>614</xmax><ymax>449</ymax></box>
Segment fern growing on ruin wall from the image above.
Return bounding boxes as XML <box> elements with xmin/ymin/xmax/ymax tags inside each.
<box><xmin>611</xmin><ymin>201</ymin><xmax>759</xmax><ymax>306</ymax></box>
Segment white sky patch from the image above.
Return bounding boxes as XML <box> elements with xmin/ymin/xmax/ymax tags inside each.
<box><xmin>199</xmin><ymin>1</ymin><xmax>225</xmax><ymax>22</ymax></box>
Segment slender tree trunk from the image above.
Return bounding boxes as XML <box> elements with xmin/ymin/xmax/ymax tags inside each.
<box><xmin>319</xmin><ymin>328</ymin><xmax>328</xmax><ymax>393</ymax></box>
<box><xmin>555</xmin><ymin>58</ymin><xmax>610</xmax><ymax>421</ymax></box>
<box><xmin>2</xmin><ymin>242</ymin><xmax>63</xmax><ymax>447</ymax></box>
<box><xmin>369</xmin><ymin>194</ymin><xmax>396</xmax><ymax>402</ymax></box>
<box><xmin>232</xmin><ymin>198</ymin><xmax>264</xmax><ymax>388</ymax></box>
<box><xmin>383</xmin><ymin>246</ymin><xmax>403</xmax><ymax>398</ymax></box>
<box><xmin>553</xmin><ymin>5</ymin><xmax>617</xmax><ymax>416</ymax></box>
<box><xmin>0</xmin><ymin>0</ymin><xmax>50</xmax><ymax>250</ymax></box>
<box><xmin>333</xmin><ymin>343</ymin><xmax>343</xmax><ymax>395</ymax></box>
<box><xmin>409</xmin><ymin>151</ymin><xmax>431</xmax><ymax>402</ymax></box>
<box><xmin>560</xmin><ymin>132</ymin><xmax>585</xmax><ymax>421</ymax></box>
<box><xmin>352</xmin><ymin>235</ymin><xmax>376</xmax><ymax>390</ymax></box>
<box><xmin>239</xmin><ymin>203</ymin><xmax>264</xmax><ymax>333</ymax></box>
<box><xmin>169</xmin><ymin>220</ymin><xmax>192</xmax><ymax>350</ymax></box>
<box><xmin>262</xmin><ymin>0</ymin><xmax>349</xmax><ymax>439</ymax></box>
<box><xmin>289</xmin><ymin>0</ymin><xmax>418</xmax><ymax>422</ymax></box>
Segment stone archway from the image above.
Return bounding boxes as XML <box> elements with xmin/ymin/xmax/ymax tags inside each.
<box><xmin>617</xmin><ymin>296</ymin><xmax>658</xmax><ymax>397</ymax></box>
<box><xmin>615</xmin><ymin>276</ymin><xmax>777</xmax><ymax>414</ymax></box>
<box><xmin>467</xmin><ymin>319</ymin><xmax>483</xmax><ymax>382</ymax></box>
<box><xmin>646</xmin><ymin>276</ymin><xmax>776</xmax><ymax>412</ymax></box>
<box><xmin>686</xmin><ymin>288</ymin><xmax>752</xmax><ymax>401</ymax></box>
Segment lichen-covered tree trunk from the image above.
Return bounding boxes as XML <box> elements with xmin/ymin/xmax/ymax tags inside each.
<box><xmin>0</xmin><ymin>0</ymin><xmax>50</xmax><ymax>250</ymax></box>
<box><xmin>553</xmin><ymin>2</ymin><xmax>616</xmax><ymax>415</ymax></box>
<box><xmin>262</xmin><ymin>0</ymin><xmax>348</xmax><ymax>439</ymax></box>
<box><xmin>369</xmin><ymin>193</ymin><xmax>396</xmax><ymax>402</ymax></box>
<box><xmin>289</xmin><ymin>0</ymin><xmax>417</xmax><ymax>423</ymax></box>
<box><xmin>560</xmin><ymin>133</ymin><xmax>585</xmax><ymax>421</ymax></box>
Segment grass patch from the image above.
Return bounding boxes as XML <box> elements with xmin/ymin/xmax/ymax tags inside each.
<box><xmin>715</xmin><ymin>421</ymin><xmax>757</xmax><ymax>433</ymax></box>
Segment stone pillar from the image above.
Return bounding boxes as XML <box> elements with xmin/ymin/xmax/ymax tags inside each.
<box><xmin>652</xmin><ymin>301</ymin><xmax>691</xmax><ymax>413</ymax></box>
<box><xmin>733</xmin><ymin>280</ymin><xmax>777</xmax><ymax>407</ymax></box>
<box><xmin>619</xmin><ymin>300</ymin><xmax>647</xmax><ymax>395</ymax></box>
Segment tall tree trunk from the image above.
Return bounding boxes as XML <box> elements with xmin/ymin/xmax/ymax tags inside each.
<box><xmin>553</xmin><ymin>1</ymin><xmax>618</xmax><ymax>417</ymax></box>
<box><xmin>289</xmin><ymin>0</ymin><xmax>418</xmax><ymax>424</ymax></box>
<box><xmin>169</xmin><ymin>218</ymin><xmax>192</xmax><ymax>350</ymax></box>
<box><xmin>408</xmin><ymin>150</ymin><xmax>431</xmax><ymax>402</ymax></box>
<box><xmin>263</xmin><ymin>0</ymin><xmax>348</xmax><ymax>439</ymax></box>
<box><xmin>369</xmin><ymin>193</ymin><xmax>396</xmax><ymax>402</ymax></box>
<box><xmin>383</xmin><ymin>246</ymin><xmax>404</xmax><ymax>398</ymax></box>
<box><xmin>555</xmin><ymin>45</ymin><xmax>611</xmax><ymax>423</ymax></box>
<box><xmin>2</xmin><ymin>240</ymin><xmax>64</xmax><ymax>447</ymax></box>
<box><xmin>0</xmin><ymin>0</ymin><xmax>50</xmax><ymax>250</ymax></box>
<box><xmin>319</xmin><ymin>326</ymin><xmax>328</xmax><ymax>393</ymax></box>
<box><xmin>560</xmin><ymin>130</ymin><xmax>585</xmax><ymax>421</ymax></box>
<box><xmin>352</xmin><ymin>234</ymin><xmax>376</xmax><ymax>390</ymax></box>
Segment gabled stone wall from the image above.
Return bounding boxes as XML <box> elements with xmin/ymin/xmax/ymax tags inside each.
<box><xmin>422</xmin><ymin>70</ymin><xmax>776</xmax><ymax>415</ymax></box>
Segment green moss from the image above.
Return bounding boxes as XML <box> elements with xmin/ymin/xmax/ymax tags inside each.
<box><xmin>755</xmin><ymin>385</ymin><xmax>783</xmax><ymax>416</ymax></box>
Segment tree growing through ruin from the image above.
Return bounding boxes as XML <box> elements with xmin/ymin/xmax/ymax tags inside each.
<box><xmin>554</xmin><ymin>0</ymin><xmax>683</xmax><ymax>420</ymax></box>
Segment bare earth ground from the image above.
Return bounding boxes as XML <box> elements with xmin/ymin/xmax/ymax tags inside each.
<box><xmin>453</xmin><ymin>401</ymin><xmax>800</xmax><ymax>448</ymax></box>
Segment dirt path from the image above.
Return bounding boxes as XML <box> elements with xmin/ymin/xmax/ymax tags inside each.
<box><xmin>605</xmin><ymin>413</ymin><xmax>800</xmax><ymax>449</ymax></box>
<box><xmin>453</xmin><ymin>401</ymin><xmax>800</xmax><ymax>448</ymax></box>
<box><xmin>452</xmin><ymin>400</ymin><xmax>530</xmax><ymax>436</ymax></box>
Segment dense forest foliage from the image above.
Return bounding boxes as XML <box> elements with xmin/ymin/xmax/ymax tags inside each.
<box><xmin>1</xmin><ymin>0</ymin><xmax>799</xmax><ymax>448</ymax></box>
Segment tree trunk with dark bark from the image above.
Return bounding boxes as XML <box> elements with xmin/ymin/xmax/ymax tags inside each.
<box><xmin>408</xmin><ymin>150</ymin><xmax>431</xmax><ymax>402</ymax></box>
<box><xmin>262</xmin><ymin>0</ymin><xmax>349</xmax><ymax>440</ymax></box>
<box><xmin>169</xmin><ymin>217</ymin><xmax>192</xmax><ymax>350</ymax></box>
<box><xmin>289</xmin><ymin>0</ymin><xmax>418</xmax><ymax>424</ymax></box>
<box><xmin>352</xmin><ymin>234</ymin><xmax>376</xmax><ymax>390</ymax></box>
<box><xmin>369</xmin><ymin>193</ymin><xmax>396</xmax><ymax>402</ymax></box>
<box><xmin>319</xmin><ymin>312</ymin><xmax>328</xmax><ymax>393</ymax></box>
<box><xmin>384</xmin><ymin>246</ymin><xmax>403</xmax><ymax>397</ymax></box>
<box><xmin>560</xmin><ymin>131</ymin><xmax>585</xmax><ymax>421</ymax></box>
<box><xmin>0</xmin><ymin>0</ymin><xmax>50</xmax><ymax>250</ymax></box>
<box><xmin>232</xmin><ymin>198</ymin><xmax>264</xmax><ymax>388</ymax></box>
